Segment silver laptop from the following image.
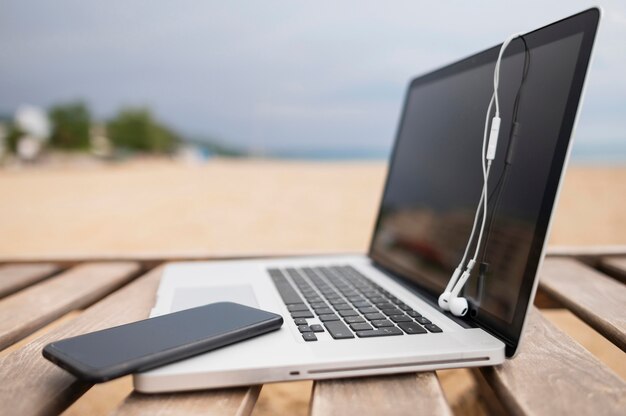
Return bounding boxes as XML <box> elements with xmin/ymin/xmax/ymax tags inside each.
<box><xmin>134</xmin><ymin>9</ymin><xmax>599</xmax><ymax>393</ymax></box>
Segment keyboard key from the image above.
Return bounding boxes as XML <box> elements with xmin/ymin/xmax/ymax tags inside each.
<box><xmin>302</xmin><ymin>332</ymin><xmax>318</xmax><ymax>341</ymax></box>
<box><xmin>324</xmin><ymin>321</ymin><xmax>355</xmax><ymax>339</ymax></box>
<box><xmin>381</xmin><ymin>307</ymin><xmax>403</xmax><ymax>316</ymax></box>
<box><xmin>310</xmin><ymin>324</ymin><xmax>325</xmax><ymax>333</ymax></box>
<box><xmin>349</xmin><ymin>322</ymin><xmax>373</xmax><ymax>331</ymax></box>
<box><xmin>390</xmin><ymin>315</ymin><xmax>412</xmax><ymax>323</ymax></box>
<box><xmin>269</xmin><ymin>271</ymin><xmax>305</xmax><ymax>305</ymax></box>
<box><xmin>425</xmin><ymin>324</ymin><xmax>442</xmax><ymax>333</ymax></box>
<box><xmin>291</xmin><ymin>310</ymin><xmax>314</xmax><ymax>319</ymax></box>
<box><xmin>371</xmin><ymin>319</ymin><xmax>394</xmax><ymax>327</ymax></box>
<box><xmin>398</xmin><ymin>322</ymin><xmax>427</xmax><ymax>334</ymax></box>
<box><xmin>288</xmin><ymin>304</ymin><xmax>310</xmax><ymax>312</ymax></box>
<box><xmin>319</xmin><ymin>314</ymin><xmax>340</xmax><ymax>322</ymax></box>
<box><xmin>344</xmin><ymin>316</ymin><xmax>366</xmax><ymax>324</ymax></box>
<box><xmin>273</xmin><ymin>265</ymin><xmax>433</xmax><ymax>343</ymax></box>
<box><xmin>314</xmin><ymin>307</ymin><xmax>334</xmax><ymax>315</ymax></box>
<box><xmin>355</xmin><ymin>327</ymin><xmax>403</xmax><ymax>337</ymax></box>
<box><xmin>364</xmin><ymin>313</ymin><xmax>386</xmax><ymax>321</ymax></box>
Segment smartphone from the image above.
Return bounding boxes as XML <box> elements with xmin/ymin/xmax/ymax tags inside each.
<box><xmin>43</xmin><ymin>302</ymin><xmax>283</xmax><ymax>382</ymax></box>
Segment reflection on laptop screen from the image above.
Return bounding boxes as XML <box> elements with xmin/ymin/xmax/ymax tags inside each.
<box><xmin>370</xmin><ymin>11</ymin><xmax>597</xmax><ymax>346</ymax></box>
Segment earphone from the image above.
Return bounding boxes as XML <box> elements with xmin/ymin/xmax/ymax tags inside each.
<box><xmin>438</xmin><ymin>33</ymin><xmax>522</xmax><ymax>317</ymax></box>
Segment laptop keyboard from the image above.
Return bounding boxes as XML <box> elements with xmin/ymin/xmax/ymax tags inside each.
<box><xmin>268</xmin><ymin>265</ymin><xmax>442</xmax><ymax>342</ymax></box>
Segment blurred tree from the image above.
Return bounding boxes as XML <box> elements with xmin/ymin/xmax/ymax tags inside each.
<box><xmin>49</xmin><ymin>102</ymin><xmax>91</xmax><ymax>149</ymax></box>
<box><xmin>4</xmin><ymin>124</ymin><xmax>22</xmax><ymax>153</ymax></box>
<box><xmin>107</xmin><ymin>108</ymin><xmax>178</xmax><ymax>153</ymax></box>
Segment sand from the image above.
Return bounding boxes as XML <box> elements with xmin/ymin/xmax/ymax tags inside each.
<box><xmin>0</xmin><ymin>158</ymin><xmax>624</xmax><ymax>260</ymax></box>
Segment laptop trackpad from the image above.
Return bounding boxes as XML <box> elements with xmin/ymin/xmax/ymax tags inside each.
<box><xmin>170</xmin><ymin>285</ymin><xmax>259</xmax><ymax>312</ymax></box>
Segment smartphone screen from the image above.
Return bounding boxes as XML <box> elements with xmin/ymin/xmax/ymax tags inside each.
<box><xmin>43</xmin><ymin>302</ymin><xmax>283</xmax><ymax>382</ymax></box>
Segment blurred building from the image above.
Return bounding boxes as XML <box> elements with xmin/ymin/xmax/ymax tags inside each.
<box><xmin>14</xmin><ymin>105</ymin><xmax>50</xmax><ymax>162</ymax></box>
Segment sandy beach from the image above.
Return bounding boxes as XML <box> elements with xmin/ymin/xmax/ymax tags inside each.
<box><xmin>0</xmin><ymin>158</ymin><xmax>624</xmax><ymax>261</ymax></box>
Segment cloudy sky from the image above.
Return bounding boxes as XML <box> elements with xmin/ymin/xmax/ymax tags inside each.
<box><xmin>1</xmin><ymin>1</ymin><xmax>624</xmax><ymax>160</ymax></box>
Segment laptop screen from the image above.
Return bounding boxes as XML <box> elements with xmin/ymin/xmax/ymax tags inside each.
<box><xmin>369</xmin><ymin>9</ymin><xmax>599</xmax><ymax>355</ymax></box>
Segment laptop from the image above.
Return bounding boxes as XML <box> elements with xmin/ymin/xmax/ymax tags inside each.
<box><xmin>135</xmin><ymin>9</ymin><xmax>599</xmax><ymax>392</ymax></box>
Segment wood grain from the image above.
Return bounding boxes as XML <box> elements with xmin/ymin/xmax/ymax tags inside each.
<box><xmin>0</xmin><ymin>265</ymin><xmax>261</xmax><ymax>416</ymax></box>
<box><xmin>310</xmin><ymin>372</ymin><xmax>452</xmax><ymax>416</ymax></box>
<box><xmin>539</xmin><ymin>258</ymin><xmax>626</xmax><ymax>351</ymax></box>
<box><xmin>0</xmin><ymin>265</ymin><xmax>161</xmax><ymax>416</ymax></box>
<box><xmin>0</xmin><ymin>264</ymin><xmax>60</xmax><ymax>298</ymax></box>
<box><xmin>479</xmin><ymin>309</ymin><xmax>626</xmax><ymax>416</ymax></box>
<box><xmin>599</xmin><ymin>256</ymin><xmax>626</xmax><ymax>284</ymax></box>
<box><xmin>0</xmin><ymin>262</ymin><xmax>139</xmax><ymax>351</ymax></box>
<box><xmin>112</xmin><ymin>387</ymin><xmax>261</xmax><ymax>416</ymax></box>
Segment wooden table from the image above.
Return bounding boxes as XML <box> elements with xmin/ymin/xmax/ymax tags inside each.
<box><xmin>1</xmin><ymin>250</ymin><xmax>625</xmax><ymax>416</ymax></box>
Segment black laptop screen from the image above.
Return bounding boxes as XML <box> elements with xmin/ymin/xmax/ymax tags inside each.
<box><xmin>369</xmin><ymin>9</ymin><xmax>599</xmax><ymax>355</ymax></box>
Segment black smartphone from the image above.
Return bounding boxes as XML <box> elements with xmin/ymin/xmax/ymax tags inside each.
<box><xmin>43</xmin><ymin>302</ymin><xmax>283</xmax><ymax>382</ymax></box>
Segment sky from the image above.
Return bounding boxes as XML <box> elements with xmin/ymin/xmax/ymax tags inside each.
<box><xmin>0</xmin><ymin>1</ymin><xmax>624</xmax><ymax>160</ymax></box>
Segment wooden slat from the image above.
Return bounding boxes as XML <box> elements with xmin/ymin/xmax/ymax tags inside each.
<box><xmin>112</xmin><ymin>387</ymin><xmax>261</xmax><ymax>416</ymax></box>
<box><xmin>478</xmin><ymin>309</ymin><xmax>626</xmax><ymax>416</ymax></box>
<box><xmin>0</xmin><ymin>263</ymin><xmax>60</xmax><ymax>298</ymax></box>
<box><xmin>599</xmin><ymin>256</ymin><xmax>626</xmax><ymax>284</ymax></box>
<box><xmin>0</xmin><ymin>265</ymin><xmax>160</xmax><ymax>416</ymax></box>
<box><xmin>0</xmin><ymin>265</ymin><xmax>261</xmax><ymax>416</ymax></box>
<box><xmin>310</xmin><ymin>372</ymin><xmax>452</xmax><ymax>416</ymax></box>
<box><xmin>0</xmin><ymin>262</ymin><xmax>139</xmax><ymax>351</ymax></box>
<box><xmin>539</xmin><ymin>258</ymin><xmax>626</xmax><ymax>351</ymax></box>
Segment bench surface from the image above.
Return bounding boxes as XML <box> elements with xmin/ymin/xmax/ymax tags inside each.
<box><xmin>0</xmin><ymin>252</ymin><xmax>624</xmax><ymax>416</ymax></box>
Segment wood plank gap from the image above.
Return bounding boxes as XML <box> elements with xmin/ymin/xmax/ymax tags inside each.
<box><xmin>0</xmin><ymin>263</ymin><xmax>62</xmax><ymax>299</ymax></box>
<box><xmin>539</xmin><ymin>258</ymin><xmax>626</xmax><ymax>351</ymax></box>
<box><xmin>111</xmin><ymin>385</ymin><xmax>262</xmax><ymax>416</ymax></box>
<box><xmin>479</xmin><ymin>309</ymin><xmax>626</xmax><ymax>416</ymax></box>
<box><xmin>0</xmin><ymin>266</ymin><xmax>162</xmax><ymax>416</ymax></box>
<box><xmin>0</xmin><ymin>265</ymin><xmax>259</xmax><ymax>416</ymax></box>
<box><xmin>598</xmin><ymin>256</ymin><xmax>626</xmax><ymax>284</ymax></box>
<box><xmin>0</xmin><ymin>262</ymin><xmax>140</xmax><ymax>351</ymax></box>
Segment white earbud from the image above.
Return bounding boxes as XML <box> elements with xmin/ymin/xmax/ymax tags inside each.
<box><xmin>439</xmin><ymin>33</ymin><xmax>522</xmax><ymax>317</ymax></box>
<box><xmin>438</xmin><ymin>266</ymin><xmax>462</xmax><ymax>310</ymax></box>
<box><xmin>446</xmin><ymin>266</ymin><xmax>474</xmax><ymax>316</ymax></box>
<box><xmin>438</xmin><ymin>292</ymin><xmax>451</xmax><ymax>310</ymax></box>
<box><xmin>450</xmin><ymin>297</ymin><xmax>469</xmax><ymax>317</ymax></box>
